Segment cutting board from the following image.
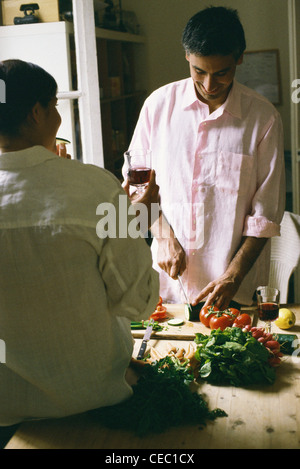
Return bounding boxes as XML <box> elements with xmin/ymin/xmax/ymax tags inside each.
<box><xmin>131</xmin><ymin>304</ymin><xmax>257</xmax><ymax>340</ymax></box>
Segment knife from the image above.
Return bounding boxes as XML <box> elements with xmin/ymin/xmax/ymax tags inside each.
<box><xmin>136</xmin><ymin>319</ymin><xmax>154</xmax><ymax>360</ymax></box>
<box><xmin>178</xmin><ymin>276</ymin><xmax>193</xmax><ymax>317</ymax></box>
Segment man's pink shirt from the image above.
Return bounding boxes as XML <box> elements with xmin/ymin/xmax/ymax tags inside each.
<box><xmin>127</xmin><ymin>78</ymin><xmax>285</xmax><ymax>305</ymax></box>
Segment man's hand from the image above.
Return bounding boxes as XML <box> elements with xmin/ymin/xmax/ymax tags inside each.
<box><xmin>156</xmin><ymin>237</ymin><xmax>186</xmax><ymax>279</ymax></box>
<box><xmin>192</xmin><ymin>236</ymin><xmax>268</xmax><ymax>309</ymax></box>
<box><xmin>192</xmin><ymin>272</ymin><xmax>241</xmax><ymax>310</ymax></box>
<box><xmin>150</xmin><ymin>212</ymin><xmax>186</xmax><ymax>279</ymax></box>
<box><xmin>122</xmin><ymin>170</ymin><xmax>160</xmax><ymax>229</ymax></box>
<box><xmin>123</xmin><ymin>170</ymin><xmax>159</xmax><ymax>205</ymax></box>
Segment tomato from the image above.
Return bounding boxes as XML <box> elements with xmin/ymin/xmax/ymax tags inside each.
<box><xmin>220</xmin><ymin>308</ymin><xmax>240</xmax><ymax>326</ymax></box>
<box><xmin>209</xmin><ymin>314</ymin><xmax>233</xmax><ymax>331</ymax></box>
<box><xmin>232</xmin><ymin>313</ymin><xmax>252</xmax><ymax>328</ymax></box>
<box><xmin>149</xmin><ymin>311</ymin><xmax>168</xmax><ymax>321</ymax></box>
<box><xmin>199</xmin><ymin>305</ymin><xmax>219</xmax><ymax>327</ymax></box>
<box><xmin>149</xmin><ymin>305</ymin><xmax>168</xmax><ymax>321</ymax></box>
<box><xmin>226</xmin><ymin>308</ymin><xmax>240</xmax><ymax>320</ymax></box>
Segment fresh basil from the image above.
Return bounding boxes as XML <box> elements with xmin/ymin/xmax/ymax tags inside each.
<box><xmin>194</xmin><ymin>327</ymin><xmax>276</xmax><ymax>387</ymax></box>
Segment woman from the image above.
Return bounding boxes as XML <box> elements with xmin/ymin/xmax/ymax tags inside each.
<box><xmin>0</xmin><ymin>59</ymin><xmax>159</xmax><ymax>426</ymax></box>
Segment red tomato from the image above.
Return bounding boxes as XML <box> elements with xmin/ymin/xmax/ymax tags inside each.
<box><xmin>226</xmin><ymin>308</ymin><xmax>240</xmax><ymax>319</ymax></box>
<box><xmin>209</xmin><ymin>314</ymin><xmax>233</xmax><ymax>331</ymax></box>
<box><xmin>199</xmin><ymin>305</ymin><xmax>219</xmax><ymax>327</ymax></box>
<box><xmin>150</xmin><ymin>311</ymin><xmax>168</xmax><ymax>321</ymax></box>
<box><xmin>222</xmin><ymin>308</ymin><xmax>240</xmax><ymax>326</ymax></box>
<box><xmin>149</xmin><ymin>305</ymin><xmax>168</xmax><ymax>321</ymax></box>
<box><xmin>233</xmin><ymin>313</ymin><xmax>252</xmax><ymax>328</ymax></box>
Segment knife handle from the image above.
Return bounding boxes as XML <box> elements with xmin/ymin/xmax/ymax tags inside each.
<box><xmin>136</xmin><ymin>340</ymin><xmax>147</xmax><ymax>360</ymax></box>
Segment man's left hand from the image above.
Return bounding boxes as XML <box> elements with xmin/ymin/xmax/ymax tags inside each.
<box><xmin>192</xmin><ymin>272</ymin><xmax>241</xmax><ymax>310</ymax></box>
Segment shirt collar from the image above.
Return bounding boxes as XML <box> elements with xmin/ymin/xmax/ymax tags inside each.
<box><xmin>183</xmin><ymin>77</ymin><xmax>242</xmax><ymax>119</ymax></box>
<box><xmin>0</xmin><ymin>146</ymin><xmax>57</xmax><ymax>169</ymax></box>
<box><xmin>182</xmin><ymin>78</ymin><xmax>200</xmax><ymax>109</ymax></box>
<box><xmin>223</xmin><ymin>79</ymin><xmax>242</xmax><ymax>119</ymax></box>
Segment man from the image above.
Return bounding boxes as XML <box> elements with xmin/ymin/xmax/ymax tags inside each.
<box><xmin>124</xmin><ymin>6</ymin><xmax>285</xmax><ymax>309</ymax></box>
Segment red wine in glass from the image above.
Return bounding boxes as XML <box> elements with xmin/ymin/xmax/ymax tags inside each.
<box><xmin>127</xmin><ymin>167</ymin><xmax>151</xmax><ymax>186</ymax></box>
<box><xmin>258</xmin><ymin>302</ymin><xmax>279</xmax><ymax>322</ymax></box>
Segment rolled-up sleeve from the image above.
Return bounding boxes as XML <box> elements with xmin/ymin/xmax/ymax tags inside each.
<box><xmin>243</xmin><ymin>112</ymin><xmax>286</xmax><ymax>238</ymax></box>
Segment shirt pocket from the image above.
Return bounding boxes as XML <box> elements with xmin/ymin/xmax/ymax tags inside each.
<box><xmin>216</xmin><ymin>151</ymin><xmax>253</xmax><ymax>196</ymax></box>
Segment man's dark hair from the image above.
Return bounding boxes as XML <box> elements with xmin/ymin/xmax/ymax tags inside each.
<box><xmin>0</xmin><ymin>59</ymin><xmax>57</xmax><ymax>137</ymax></box>
<box><xmin>182</xmin><ymin>6</ymin><xmax>246</xmax><ymax>61</ymax></box>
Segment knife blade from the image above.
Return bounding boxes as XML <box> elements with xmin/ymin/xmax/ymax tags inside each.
<box><xmin>136</xmin><ymin>319</ymin><xmax>154</xmax><ymax>360</ymax></box>
<box><xmin>178</xmin><ymin>276</ymin><xmax>193</xmax><ymax>317</ymax></box>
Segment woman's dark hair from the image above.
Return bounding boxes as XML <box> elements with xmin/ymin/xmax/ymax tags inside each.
<box><xmin>0</xmin><ymin>59</ymin><xmax>58</xmax><ymax>136</ymax></box>
<box><xmin>182</xmin><ymin>6</ymin><xmax>246</xmax><ymax>61</ymax></box>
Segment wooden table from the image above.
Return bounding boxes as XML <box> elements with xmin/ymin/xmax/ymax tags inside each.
<box><xmin>5</xmin><ymin>305</ymin><xmax>300</xmax><ymax>450</ymax></box>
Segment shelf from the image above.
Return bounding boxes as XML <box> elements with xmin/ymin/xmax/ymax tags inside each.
<box><xmin>0</xmin><ymin>21</ymin><xmax>73</xmax><ymax>37</ymax></box>
<box><xmin>0</xmin><ymin>21</ymin><xmax>146</xmax><ymax>44</ymax></box>
<box><xmin>95</xmin><ymin>27</ymin><xmax>146</xmax><ymax>44</ymax></box>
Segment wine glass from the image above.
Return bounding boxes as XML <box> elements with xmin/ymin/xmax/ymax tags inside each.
<box><xmin>256</xmin><ymin>286</ymin><xmax>280</xmax><ymax>333</ymax></box>
<box><xmin>124</xmin><ymin>149</ymin><xmax>152</xmax><ymax>194</ymax></box>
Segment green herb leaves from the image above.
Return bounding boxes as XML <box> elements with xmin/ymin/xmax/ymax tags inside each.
<box><xmin>194</xmin><ymin>327</ymin><xmax>276</xmax><ymax>387</ymax></box>
<box><xmin>94</xmin><ymin>356</ymin><xmax>226</xmax><ymax>436</ymax></box>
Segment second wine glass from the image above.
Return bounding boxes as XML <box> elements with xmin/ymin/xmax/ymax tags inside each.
<box><xmin>256</xmin><ymin>286</ymin><xmax>280</xmax><ymax>333</ymax></box>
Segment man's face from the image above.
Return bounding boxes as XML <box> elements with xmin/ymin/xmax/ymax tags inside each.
<box><xmin>186</xmin><ymin>53</ymin><xmax>243</xmax><ymax>108</ymax></box>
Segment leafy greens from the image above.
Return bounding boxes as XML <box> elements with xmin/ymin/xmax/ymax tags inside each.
<box><xmin>93</xmin><ymin>356</ymin><xmax>227</xmax><ymax>436</ymax></box>
<box><xmin>194</xmin><ymin>327</ymin><xmax>276</xmax><ymax>387</ymax></box>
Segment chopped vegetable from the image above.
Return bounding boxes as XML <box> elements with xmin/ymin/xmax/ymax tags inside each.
<box><xmin>145</xmin><ymin>343</ymin><xmax>196</xmax><ymax>366</ymax></box>
<box><xmin>149</xmin><ymin>300</ymin><xmax>168</xmax><ymax>321</ymax></box>
<box><xmin>130</xmin><ymin>320</ymin><xmax>163</xmax><ymax>331</ymax></box>
<box><xmin>149</xmin><ymin>310</ymin><xmax>168</xmax><ymax>321</ymax></box>
<box><xmin>184</xmin><ymin>303</ymin><xmax>201</xmax><ymax>321</ymax></box>
<box><xmin>194</xmin><ymin>327</ymin><xmax>277</xmax><ymax>387</ymax></box>
<box><xmin>93</xmin><ymin>356</ymin><xmax>227</xmax><ymax>435</ymax></box>
<box><xmin>167</xmin><ymin>318</ymin><xmax>184</xmax><ymax>326</ymax></box>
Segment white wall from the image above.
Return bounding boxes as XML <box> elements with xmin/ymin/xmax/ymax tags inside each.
<box><xmin>122</xmin><ymin>0</ymin><xmax>291</xmax><ymax>150</ymax></box>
